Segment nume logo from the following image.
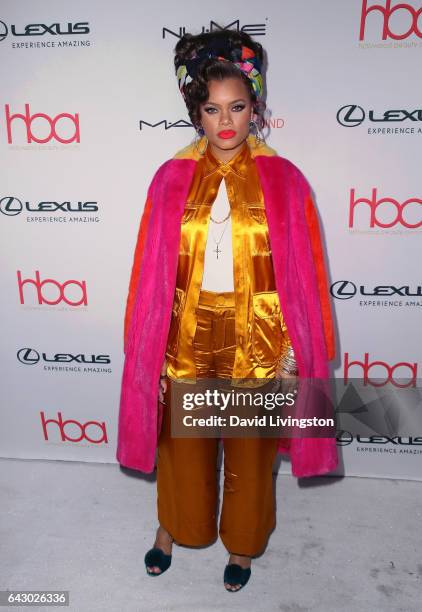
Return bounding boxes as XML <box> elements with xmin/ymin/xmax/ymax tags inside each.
<box><xmin>4</xmin><ymin>104</ymin><xmax>80</xmax><ymax>144</ymax></box>
<box><xmin>17</xmin><ymin>270</ymin><xmax>88</xmax><ymax>306</ymax></box>
<box><xmin>162</xmin><ymin>19</ymin><xmax>267</xmax><ymax>39</ymax></box>
<box><xmin>348</xmin><ymin>188</ymin><xmax>422</xmax><ymax>228</ymax></box>
<box><xmin>359</xmin><ymin>0</ymin><xmax>422</xmax><ymax>40</ymax></box>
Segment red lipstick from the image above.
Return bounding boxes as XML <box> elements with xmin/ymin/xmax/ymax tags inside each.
<box><xmin>218</xmin><ymin>130</ymin><xmax>236</xmax><ymax>139</ymax></box>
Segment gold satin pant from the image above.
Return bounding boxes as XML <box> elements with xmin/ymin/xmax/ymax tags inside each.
<box><xmin>157</xmin><ymin>289</ymin><xmax>278</xmax><ymax>556</ymax></box>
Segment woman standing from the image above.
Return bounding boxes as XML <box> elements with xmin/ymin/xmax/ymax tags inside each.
<box><xmin>117</xmin><ymin>30</ymin><xmax>337</xmax><ymax>592</ymax></box>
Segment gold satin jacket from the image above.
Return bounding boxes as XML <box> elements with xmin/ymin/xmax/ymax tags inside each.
<box><xmin>165</xmin><ymin>137</ymin><xmax>293</xmax><ymax>381</ymax></box>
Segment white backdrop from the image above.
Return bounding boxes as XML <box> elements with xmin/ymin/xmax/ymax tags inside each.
<box><xmin>1</xmin><ymin>0</ymin><xmax>421</xmax><ymax>479</ymax></box>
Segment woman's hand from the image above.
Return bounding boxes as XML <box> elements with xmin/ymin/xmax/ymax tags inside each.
<box><xmin>158</xmin><ymin>358</ymin><xmax>168</xmax><ymax>404</ymax></box>
<box><xmin>271</xmin><ymin>362</ymin><xmax>299</xmax><ymax>397</ymax></box>
<box><xmin>276</xmin><ymin>369</ymin><xmax>298</xmax><ymax>397</ymax></box>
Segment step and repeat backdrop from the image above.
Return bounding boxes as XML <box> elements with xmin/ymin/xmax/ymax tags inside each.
<box><xmin>1</xmin><ymin>0</ymin><xmax>420</xmax><ymax>479</ymax></box>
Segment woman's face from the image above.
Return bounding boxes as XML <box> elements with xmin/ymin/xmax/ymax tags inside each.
<box><xmin>198</xmin><ymin>77</ymin><xmax>255</xmax><ymax>162</ymax></box>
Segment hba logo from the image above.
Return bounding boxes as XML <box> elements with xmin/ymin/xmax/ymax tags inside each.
<box><xmin>41</xmin><ymin>411</ymin><xmax>108</xmax><ymax>444</ymax></box>
<box><xmin>359</xmin><ymin>0</ymin><xmax>422</xmax><ymax>40</ymax></box>
<box><xmin>17</xmin><ymin>270</ymin><xmax>88</xmax><ymax>306</ymax></box>
<box><xmin>4</xmin><ymin>104</ymin><xmax>80</xmax><ymax>144</ymax></box>
<box><xmin>348</xmin><ymin>188</ymin><xmax>422</xmax><ymax>228</ymax></box>
<box><xmin>344</xmin><ymin>352</ymin><xmax>417</xmax><ymax>387</ymax></box>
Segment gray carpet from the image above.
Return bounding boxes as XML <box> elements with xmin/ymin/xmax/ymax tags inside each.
<box><xmin>1</xmin><ymin>457</ymin><xmax>421</xmax><ymax>611</ymax></box>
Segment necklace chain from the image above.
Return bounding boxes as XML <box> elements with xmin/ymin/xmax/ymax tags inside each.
<box><xmin>211</xmin><ymin>217</ymin><xmax>230</xmax><ymax>246</ymax></box>
<box><xmin>210</xmin><ymin>210</ymin><xmax>231</xmax><ymax>224</ymax></box>
<box><xmin>211</xmin><ymin>217</ymin><xmax>230</xmax><ymax>259</ymax></box>
<box><xmin>209</xmin><ymin>179</ymin><xmax>231</xmax><ymax>258</ymax></box>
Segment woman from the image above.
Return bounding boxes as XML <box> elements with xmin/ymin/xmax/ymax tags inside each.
<box><xmin>117</xmin><ymin>30</ymin><xmax>337</xmax><ymax>592</ymax></box>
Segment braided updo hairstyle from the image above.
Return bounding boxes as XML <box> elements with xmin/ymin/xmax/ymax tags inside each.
<box><xmin>174</xmin><ymin>30</ymin><xmax>266</xmax><ymax>133</ymax></box>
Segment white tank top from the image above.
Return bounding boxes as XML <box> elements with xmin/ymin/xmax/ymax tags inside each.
<box><xmin>201</xmin><ymin>178</ymin><xmax>234</xmax><ymax>291</ymax></box>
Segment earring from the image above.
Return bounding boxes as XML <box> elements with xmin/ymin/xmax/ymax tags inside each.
<box><xmin>194</xmin><ymin>126</ymin><xmax>208</xmax><ymax>155</ymax></box>
<box><xmin>249</xmin><ymin>119</ymin><xmax>263</xmax><ymax>147</ymax></box>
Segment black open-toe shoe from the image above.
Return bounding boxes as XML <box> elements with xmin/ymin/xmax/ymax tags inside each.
<box><xmin>144</xmin><ymin>547</ymin><xmax>172</xmax><ymax>576</ymax></box>
<box><xmin>223</xmin><ymin>563</ymin><xmax>251</xmax><ymax>592</ymax></box>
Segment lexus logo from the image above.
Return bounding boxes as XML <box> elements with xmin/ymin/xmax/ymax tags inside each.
<box><xmin>0</xmin><ymin>196</ymin><xmax>22</xmax><ymax>215</ymax></box>
<box><xmin>17</xmin><ymin>348</ymin><xmax>111</xmax><ymax>365</ymax></box>
<box><xmin>330</xmin><ymin>281</ymin><xmax>357</xmax><ymax>299</ymax></box>
<box><xmin>337</xmin><ymin>104</ymin><xmax>422</xmax><ymax>127</ymax></box>
<box><xmin>0</xmin><ymin>21</ymin><xmax>90</xmax><ymax>42</ymax></box>
<box><xmin>0</xmin><ymin>196</ymin><xmax>98</xmax><ymax>216</ymax></box>
<box><xmin>336</xmin><ymin>430</ymin><xmax>353</xmax><ymax>446</ymax></box>
<box><xmin>330</xmin><ymin>281</ymin><xmax>422</xmax><ymax>299</ymax></box>
<box><xmin>337</xmin><ymin>105</ymin><xmax>365</xmax><ymax>127</ymax></box>
<box><xmin>17</xmin><ymin>348</ymin><xmax>40</xmax><ymax>364</ymax></box>
<box><xmin>0</xmin><ymin>20</ymin><xmax>7</xmax><ymax>42</ymax></box>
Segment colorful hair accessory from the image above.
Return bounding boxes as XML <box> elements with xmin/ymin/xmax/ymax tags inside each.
<box><xmin>175</xmin><ymin>41</ymin><xmax>263</xmax><ymax>101</ymax></box>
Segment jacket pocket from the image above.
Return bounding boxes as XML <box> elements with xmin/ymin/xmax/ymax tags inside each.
<box><xmin>165</xmin><ymin>287</ymin><xmax>185</xmax><ymax>358</ymax></box>
<box><xmin>181</xmin><ymin>205</ymin><xmax>199</xmax><ymax>224</ymax></box>
<box><xmin>251</xmin><ymin>290</ymin><xmax>283</xmax><ymax>366</ymax></box>
<box><xmin>246</xmin><ymin>204</ymin><xmax>267</xmax><ymax>225</ymax></box>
